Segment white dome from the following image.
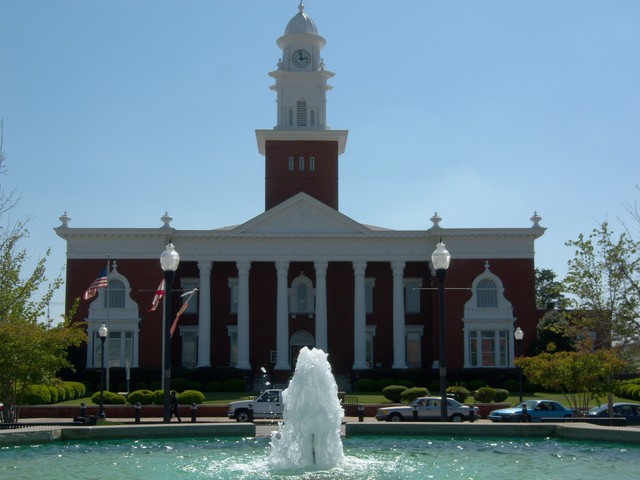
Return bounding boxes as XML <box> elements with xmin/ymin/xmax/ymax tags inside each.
<box><xmin>285</xmin><ymin>3</ymin><xmax>318</xmax><ymax>35</ymax></box>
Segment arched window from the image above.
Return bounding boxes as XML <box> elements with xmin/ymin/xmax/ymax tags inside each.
<box><xmin>289</xmin><ymin>273</ymin><xmax>315</xmax><ymax>314</ymax></box>
<box><xmin>104</xmin><ymin>279</ymin><xmax>125</xmax><ymax>308</ymax></box>
<box><xmin>477</xmin><ymin>279</ymin><xmax>497</xmax><ymax>307</ymax></box>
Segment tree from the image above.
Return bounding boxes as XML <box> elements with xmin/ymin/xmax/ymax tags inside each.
<box><xmin>533</xmin><ymin>309</ymin><xmax>575</xmax><ymax>354</ymax></box>
<box><xmin>563</xmin><ymin>221</ymin><xmax>640</xmax><ymax>360</ymax></box>
<box><xmin>535</xmin><ymin>268</ymin><xmax>568</xmax><ymax>310</ymax></box>
<box><xmin>516</xmin><ymin>349</ymin><xmax>626</xmax><ymax>412</ymax></box>
<box><xmin>0</xmin><ymin>129</ymin><xmax>84</xmax><ymax>422</ymax></box>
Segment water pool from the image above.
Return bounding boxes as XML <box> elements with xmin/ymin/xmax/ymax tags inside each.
<box><xmin>2</xmin><ymin>435</ymin><xmax>638</xmax><ymax>479</ymax></box>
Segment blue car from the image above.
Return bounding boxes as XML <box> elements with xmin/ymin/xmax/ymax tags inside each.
<box><xmin>488</xmin><ymin>400</ymin><xmax>573</xmax><ymax>422</ymax></box>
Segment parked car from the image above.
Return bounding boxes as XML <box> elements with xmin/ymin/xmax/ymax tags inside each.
<box><xmin>375</xmin><ymin>397</ymin><xmax>479</xmax><ymax>422</ymax></box>
<box><xmin>227</xmin><ymin>389</ymin><xmax>284</xmax><ymax>422</ymax></box>
<box><xmin>587</xmin><ymin>403</ymin><xmax>640</xmax><ymax>425</ymax></box>
<box><xmin>488</xmin><ymin>400</ymin><xmax>573</xmax><ymax>422</ymax></box>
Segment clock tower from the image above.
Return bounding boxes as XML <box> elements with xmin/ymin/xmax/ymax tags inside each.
<box><xmin>257</xmin><ymin>3</ymin><xmax>348</xmax><ymax>210</ymax></box>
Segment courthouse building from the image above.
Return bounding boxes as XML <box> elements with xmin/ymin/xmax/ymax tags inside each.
<box><xmin>56</xmin><ymin>4</ymin><xmax>545</xmax><ymax>382</ymax></box>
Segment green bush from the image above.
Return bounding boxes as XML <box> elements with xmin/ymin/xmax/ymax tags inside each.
<box><xmin>354</xmin><ymin>378</ymin><xmax>378</xmax><ymax>392</ymax></box>
<box><xmin>206</xmin><ymin>381</ymin><xmax>224</xmax><ymax>392</ymax></box>
<box><xmin>447</xmin><ymin>386</ymin><xmax>470</xmax><ymax>403</ymax></box>
<box><xmin>65</xmin><ymin>381</ymin><xmax>86</xmax><ymax>399</ymax></box>
<box><xmin>153</xmin><ymin>390</ymin><xmax>165</xmax><ymax>404</ymax></box>
<box><xmin>474</xmin><ymin>386</ymin><xmax>496</xmax><ymax>403</ymax></box>
<box><xmin>48</xmin><ymin>385</ymin><xmax>59</xmax><ymax>404</ymax></box>
<box><xmin>428</xmin><ymin>380</ymin><xmax>441</xmax><ymax>393</ymax></box>
<box><xmin>91</xmin><ymin>390</ymin><xmax>126</xmax><ymax>405</ymax></box>
<box><xmin>400</xmin><ymin>387</ymin><xmax>429</xmax><ymax>404</ymax></box>
<box><xmin>382</xmin><ymin>385</ymin><xmax>407</xmax><ymax>403</ymax></box>
<box><xmin>188</xmin><ymin>381</ymin><xmax>203</xmax><ymax>391</ymax></box>
<box><xmin>466</xmin><ymin>379</ymin><xmax>487</xmax><ymax>391</ymax></box>
<box><xmin>502</xmin><ymin>380</ymin><xmax>520</xmax><ymax>393</ymax></box>
<box><xmin>127</xmin><ymin>389</ymin><xmax>156</xmax><ymax>405</ymax></box>
<box><xmin>179</xmin><ymin>390</ymin><xmax>205</xmax><ymax>404</ymax></box>
<box><xmin>223</xmin><ymin>378</ymin><xmax>247</xmax><ymax>392</ymax></box>
<box><xmin>494</xmin><ymin>388</ymin><xmax>509</xmax><ymax>402</ymax></box>
<box><xmin>376</xmin><ymin>378</ymin><xmax>396</xmax><ymax>391</ymax></box>
<box><xmin>22</xmin><ymin>385</ymin><xmax>52</xmax><ymax>405</ymax></box>
<box><xmin>619</xmin><ymin>383</ymin><xmax>640</xmax><ymax>401</ymax></box>
<box><xmin>397</xmin><ymin>379</ymin><xmax>415</xmax><ymax>389</ymax></box>
<box><xmin>171</xmin><ymin>378</ymin><xmax>189</xmax><ymax>392</ymax></box>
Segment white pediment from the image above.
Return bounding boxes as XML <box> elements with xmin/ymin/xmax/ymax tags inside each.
<box><xmin>232</xmin><ymin>193</ymin><xmax>372</xmax><ymax>235</ymax></box>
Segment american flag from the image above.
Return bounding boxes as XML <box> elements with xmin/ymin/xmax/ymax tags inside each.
<box><xmin>83</xmin><ymin>268</ymin><xmax>109</xmax><ymax>300</ymax></box>
<box><xmin>148</xmin><ymin>279</ymin><xmax>165</xmax><ymax>312</ymax></box>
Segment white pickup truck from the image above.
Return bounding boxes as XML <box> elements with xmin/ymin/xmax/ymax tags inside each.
<box><xmin>227</xmin><ymin>389</ymin><xmax>284</xmax><ymax>422</ymax></box>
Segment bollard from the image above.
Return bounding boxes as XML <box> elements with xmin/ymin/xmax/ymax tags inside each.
<box><xmin>469</xmin><ymin>407</ymin><xmax>475</xmax><ymax>423</ymax></box>
<box><xmin>358</xmin><ymin>404</ymin><xmax>364</xmax><ymax>423</ymax></box>
<box><xmin>413</xmin><ymin>404</ymin><xmax>418</xmax><ymax>421</ymax></box>
<box><xmin>248</xmin><ymin>403</ymin><xmax>254</xmax><ymax>422</ymax></box>
<box><xmin>191</xmin><ymin>403</ymin><xmax>197</xmax><ymax>423</ymax></box>
<box><xmin>521</xmin><ymin>404</ymin><xmax>528</xmax><ymax>423</ymax></box>
<box><xmin>80</xmin><ymin>402</ymin><xmax>86</xmax><ymax>418</ymax></box>
<box><xmin>134</xmin><ymin>402</ymin><xmax>142</xmax><ymax>424</ymax></box>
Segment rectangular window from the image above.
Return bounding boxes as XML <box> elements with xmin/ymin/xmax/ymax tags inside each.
<box><xmin>404</xmin><ymin>279</ymin><xmax>422</xmax><ymax>313</ymax></box>
<box><xmin>181</xmin><ymin>278</ymin><xmax>199</xmax><ymax>314</ymax></box>
<box><xmin>365</xmin><ymin>278</ymin><xmax>375</xmax><ymax>314</ymax></box>
<box><xmin>310</xmin><ymin>108</ymin><xmax>316</xmax><ymax>127</ymax></box>
<box><xmin>288</xmin><ymin>156</ymin><xmax>294</xmax><ymax>171</ymax></box>
<box><xmin>299</xmin><ymin>156</ymin><xmax>305</xmax><ymax>171</ymax></box>
<box><xmin>288</xmin><ymin>108</ymin><xmax>294</xmax><ymax>127</ymax></box>
<box><xmin>182</xmin><ymin>331</ymin><xmax>198</xmax><ymax>368</ymax></box>
<box><xmin>309</xmin><ymin>156</ymin><xmax>315</xmax><ymax>171</ymax></box>
<box><xmin>469</xmin><ymin>330</ymin><xmax>509</xmax><ymax>367</ymax></box>
<box><xmin>229</xmin><ymin>278</ymin><xmax>239</xmax><ymax>314</ymax></box>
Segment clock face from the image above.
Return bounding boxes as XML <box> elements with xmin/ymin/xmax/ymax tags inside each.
<box><xmin>292</xmin><ymin>49</ymin><xmax>311</xmax><ymax>68</ymax></box>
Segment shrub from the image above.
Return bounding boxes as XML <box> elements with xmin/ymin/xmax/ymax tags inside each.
<box><xmin>206</xmin><ymin>381</ymin><xmax>224</xmax><ymax>392</ymax></box>
<box><xmin>400</xmin><ymin>387</ymin><xmax>429</xmax><ymax>404</ymax></box>
<box><xmin>171</xmin><ymin>378</ymin><xmax>189</xmax><ymax>392</ymax></box>
<box><xmin>447</xmin><ymin>386</ymin><xmax>470</xmax><ymax>403</ymax></box>
<box><xmin>179</xmin><ymin>390</ymin><xmax>205</xmax><ymax>404</ymax></box>
<box><xmin>502</xmin><ymin>380</ymin><xmax>520</xmax><ymax>393</ymax></box>
<box><xmin>382</xmin><ymin>385</ymin><xmax>407</xmax><ymax>403</ymax></box>
<box><xmin>188</xmin><ymin>381</ymin><xmax>203</xmax><ymax>391</ymax></box>
<box><xmin>397</xmin><ymin>379</ymin><xmax>415</xmax><ymax>389</ymax></box>
<box><xmin>376</xmin><ymin>378</ymin><xmax>396</xmax><ymax>391</ymax></box>
<box><xmin>494</xmin><ymin>388</ymin><xmax>509</xmax><ymax>403</ymax></box>
<box><xmin>354</xmin><ymin>378</ymin><xmax>378</xmax><ymax>392</ymax></box>
<box><xmin>91</xmin><ymin>390</ymin><xmax>126</xmax><ymax>405</ymax></box>
<box><xmin>223</xmin><ymin>378</ymin><xmax>247</xmax><ymax>392</ymax></box>
<box><xmin>66</xmin><ymin>381</ymin><xmax>86</xmax><ymax>399</ymax></box>
<box><xmin>22</xmin><ymin>385</ymin><xmax>52</xmax><ymax>405</ymax></box>
<box><xmin>153</xmin><ymin>390</ymin><xmax>164</xmax><ymax>404</ymax></box>
<box><xmin>466</xmin><ymin>379</ymin><xmax>487</xmax><ymax>391</ymax></box>
<box><xmin>48</xmin><ymin>385</ymin><xmax>59</xmax><ymax>404</ymax></box>
<box><xmin>474</xmin><ymin>387</ymin><xmax>496</xmax><ymax>403</ymax></box>
<box><xmin>428</xmin><ymin>380</ymin><xmax>441</xmax><ymax>393</ymax></box>
<box><xmin>127</xmin><ymin>389</ymin><xmax>156</xmax><ymax>405</ymax></box>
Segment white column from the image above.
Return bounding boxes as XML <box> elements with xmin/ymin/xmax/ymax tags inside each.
<box><xmin>197</xmin><ymin>261</ymin><xmax>212</xmax><ymax>367</ymax></box>
<box><xmin>391</xmin><ymin>261</ymin><xmax>408</xmax><ymax>369</ymax></box>
<box><xmin>314</xmin><ymin>261</ymin><xmax>328</xmax><ymax>352</ymax></box>
<box><xmin>352</xmin><ymin>260</ymin><xmax>368</xmax><ymax>369</ymax></box>
<box><xmin>275</xmin><ymin>261</ymin><xmax>291</xmax><ymax>370</ymax></box>
<box><xmin>236</xmin><ymin>261</ymin><xmax>251</xmax><ymax>370</ymax></box>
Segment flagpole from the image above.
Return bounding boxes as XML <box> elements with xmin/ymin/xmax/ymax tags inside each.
<box><xmin>105</xmin><ymin>257</ymin><xmax>111</xmax><ymax>392</ymax></box>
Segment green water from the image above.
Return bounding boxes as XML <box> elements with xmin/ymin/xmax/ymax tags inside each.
<box><xmin>1</xmin><ymin>435</ymin><xmax>639</xmax><ymax>479</ymax></box>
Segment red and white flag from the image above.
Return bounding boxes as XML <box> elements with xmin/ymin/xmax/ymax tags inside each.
<box><xmin>170</xmin><ymin>288</ymin><xmax>198</xmax><ymax>338</ymax></box>
<box><xmin>148</xmin><ymin>279</ymin><xmax>165</xmax><ymax>312</ymax></box>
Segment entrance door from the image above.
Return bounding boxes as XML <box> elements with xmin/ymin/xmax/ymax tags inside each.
<box><xmin>290</xmin><ymin>330</ymin><xmax>315</xmax><ymax>368</ymax></box>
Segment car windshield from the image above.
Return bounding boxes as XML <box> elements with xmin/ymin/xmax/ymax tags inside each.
<box><xmin>516</xmin><ymin>401</ymin><xmax>539</xmax><ymax>409</ymax></box>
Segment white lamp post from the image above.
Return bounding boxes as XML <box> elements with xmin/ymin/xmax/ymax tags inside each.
<box><xmin>514</xmin><ymin>327</ymin><xmax>524</xmax><ymax>403</ymax></box>
<box><xmin>98</xmin><ymin>323</ymin><xmax>109</xmax><ymax>419</ymax></box>
<box><xmin>431</xmin><ymin>240</ymin><xmax>451</xmax><ymax>422</ymax></box>
<box><xmin>160</xmin><ymin>242</ymin><xmax>180</xmax><ymax>423</ymax></box>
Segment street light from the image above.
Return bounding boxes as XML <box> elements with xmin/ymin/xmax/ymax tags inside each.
<box><xmin>514</xmin><ymin>327</ymin><xmax>524</xmax><ymax>403</ymax></box>
<box><xmin>431</xmin><ymin>240</ymin><xmax>451</xmax><ymax>422</ymax></box>
<box><xmin>160</xmin><ymin>242</ymin><xmax>180</xmax><ymax>423</ymax></box>
<box><xmin>98</xmin><ymin>323</ymin><xmax>109</xmax><ymax>419</ymax></box>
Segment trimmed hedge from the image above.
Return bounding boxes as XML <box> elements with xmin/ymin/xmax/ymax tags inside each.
<box><xmin>178</xmin><ymin>390</ymin><xmax>205</xmax><ymax>404</ymax></box>
<box><xmin>494</xmin><ymin>388</ymin><xmax>509</xmax><ymax>402</ymax></box>
<box><xmin>382</xmin><ymin>385</ymin><xmax>407</xmax><ymax>403</ymax></box>
<box><xmin>447</xmin><ymin>386</ymin><xmax>470</xmax><ymax>403</ymax></box>
<box><xmin>474</xmin><ymin>386</ymin><xmax>496</xmax><ymax>403</ymax></box>
<box><xmin>91</xmin><ymin>390</ymin><xmax>126</xmax><ymax>405</ymax></box>
<box><xmin>400</xmin><ymin>387</ymin><xmax>429</xmax><ymax>403</ymax></box>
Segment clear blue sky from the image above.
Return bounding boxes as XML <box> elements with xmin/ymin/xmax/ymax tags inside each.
<box><xmin>1</xmin><ymin>1</ymin><xmax>639</xmax><ymax>321</ymax></box>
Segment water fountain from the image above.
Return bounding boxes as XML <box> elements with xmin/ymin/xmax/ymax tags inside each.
<box><xmin>268</xmin><ymin>346</ymin><xmax>345</xmax><ymax>470</ymax></box>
